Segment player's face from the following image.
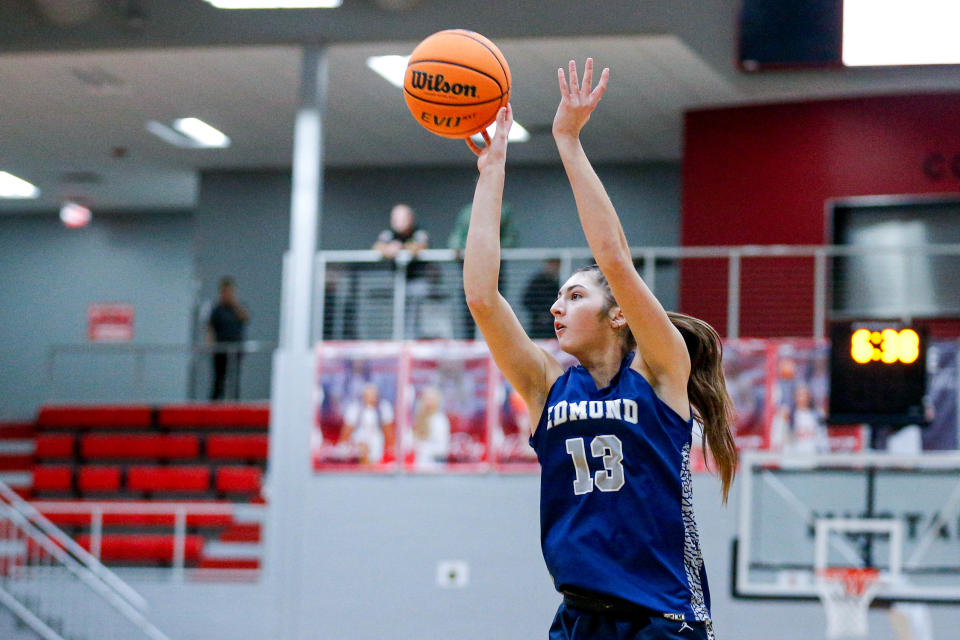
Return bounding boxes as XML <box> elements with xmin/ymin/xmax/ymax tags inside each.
<box><xmin>550</xmin><ymin>272</ymin><xmax>611</xmax><ymax>354</ymax></box>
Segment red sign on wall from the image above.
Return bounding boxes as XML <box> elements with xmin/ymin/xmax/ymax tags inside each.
<box><xmin>87</xmin><ymin>303</ymin><xmax>135</xmax><ymax>342</ymax></box>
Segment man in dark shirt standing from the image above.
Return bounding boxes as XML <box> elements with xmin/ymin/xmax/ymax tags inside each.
<box><xmin>207</xmin><ymin>276</ymin><xmax>249</xmax><ymax>400</ymax></box>
<box><xmin>373</xmin><ymin>204</ymin><xmax>432</xmax><ymax>338</ymax></box>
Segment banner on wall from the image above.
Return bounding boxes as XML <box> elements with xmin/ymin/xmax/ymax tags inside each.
<box><xmin>873</xmin><ymin>339</ymin><xmax>959</xmax><ymax>451</ymax></box>
<box><xmin>769</xmin><ymin>339</ymin><xmax>864</xmax><ymax>453</ymax></box>
<box><xmin>311</xmin><ymin>341</ymin><xmax>402</xmax><ymax>473</ymax></box>
<box><xmin>403</xmin><ymin>341</ymin><xmax>492</xmax><ymax>472</ymax></box>
<box><xmin>691</xmin><ymin>339</ymin><xmax>781</xmax><ymax>473</ymax></box>
<box><xmin>87</xmin><ymin>303</ymin><xmax>134</xmax><ymax>342</ymax></box>
<box><xmin>309</xmin><ymin>338</ymin><xmax>960</xmax><ymax>475</ymax></box>
<box><xmin>493</xmin><ymin>340</ymin><xmax>578</xmax><ymax>472</ymax></box>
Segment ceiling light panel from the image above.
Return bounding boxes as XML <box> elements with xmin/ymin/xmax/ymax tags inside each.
<box><xmin>173</xmin><ymin>118</ymin><xmax>231</xmax><ymax>148</ymax></box>
<box><xmin>366</xmin><ymin>55</ymin><xmax>410</xmax><ymax>88</ymax></box>
<box><xmin>0</xmin><ymin>171</ymin><xmax>40</xmax><ymax>198</ymax></box>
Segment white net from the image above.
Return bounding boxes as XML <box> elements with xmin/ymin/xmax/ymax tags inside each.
<box><xmin>815</xmin><ymin>568</ymin><xmax>882</xmax><ymax>639</ymax></box>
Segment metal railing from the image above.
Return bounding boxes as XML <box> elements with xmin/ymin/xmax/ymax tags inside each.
<box><xmin>316</xmin><ymin>244</ymin><xmax>960</xmax><ymax>341</ymax></box>
<box><xmin>28</xmin><ymin>501</ymin><xmax>266</xmax><ymax>582</ymax></box>
<box><xmin>0</xmin><ymin>482</ymin><xmax>171</xmax><ymax>640</ymax></box>
<box><xmin>44</xmin><ymin>341</ymin><xmax>275</xmax><ymax>405</ymax></box>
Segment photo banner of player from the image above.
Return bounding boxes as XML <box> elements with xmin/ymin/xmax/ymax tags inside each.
<box><xmin>493</xmin><ymin>340</ymin><xmax>577</xmax><ymax>472</ymax></box>
<box><xmin>403</xmin><ymin>341</ymin><xmax>492</xmax><ymax>472</ymax></box>
<box><xmin>312</xmin><ymin>341</ymin><xmax>402</xmax><ymax>473</ymax></box>
<box><xmin>690</xmin><ymin>339</ymin><xmax>773</xmax><ymax>473</ymax></box>
<box><xmin>872</xmin><ymin>339</ymin><xmax>959</xmax><ymax>451</ymax></box>
<box><xmin>770</xmin><ymin>339</ymin><xmax>864</xmax><ymax>453</ymax></box>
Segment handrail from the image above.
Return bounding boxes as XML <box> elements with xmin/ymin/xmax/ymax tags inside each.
<box><xmin>47</xmin><ymin>340</ymin><xmax>276</xmax><ymax>355</ymax></box>
<box><xmin>318</xmin><ymin>243</ymin><xmax>960</xmax><ymax>340</ymax></box>
<box><xmin>30</xmin><ymin>500</ymin><xmax>266</xmax><ymax>515</ymax></box>
<box><xmin>0</xmin><ymin>483</ymin><xmax>148</xmax><ymax>613</ymax></box>
<box><xmin>0</xmin><ymin>502</ymin><xmax>172</xmax><ymax>640</ymax></box>
<box><xmin>317</xmin><ymin>242</ymin><xmax>960</xmax><ymax>261</ymax></box>
<box><xmin>0</xmin><ymin>585</ymin><xmax>64</xmax><ymax>640</ymax></box>
<box><xmin>29</xmin><ymin>500</ymin><xmax>266</xmax><ymax>582</ymax></box>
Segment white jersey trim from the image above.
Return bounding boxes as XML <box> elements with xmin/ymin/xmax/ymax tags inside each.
<box><xmin>680</xmin><ymin>442</ymin><xmax>710</xmax><ymax>623</ymax></box>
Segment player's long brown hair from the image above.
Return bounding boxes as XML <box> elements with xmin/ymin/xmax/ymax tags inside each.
<box><xmin>579</xmin><ymin>265</ymin><xmax>739</xmax><ymax>503</ymax></box>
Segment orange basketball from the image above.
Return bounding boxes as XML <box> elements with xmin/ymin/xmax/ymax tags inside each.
<box><xmin>403</xmin><ymin>29</ymin><xmax>511</xmax><ymax>139</ymax></box>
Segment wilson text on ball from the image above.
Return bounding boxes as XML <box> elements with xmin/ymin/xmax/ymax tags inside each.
<box><xmin>409</xmin><ymin>71</ymin><xmax>478</xmax><ymax>98</ymax></box>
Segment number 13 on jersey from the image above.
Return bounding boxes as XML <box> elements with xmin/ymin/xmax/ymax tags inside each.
<box><xmin>565</xmin><ymin>435</ymin><xmax>625</xmax><ymax>495</ymax></box>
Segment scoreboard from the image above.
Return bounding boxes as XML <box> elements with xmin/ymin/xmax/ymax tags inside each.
<box><xmin>828</xmin><ymin>322</ymin><xmax>927</xmax><ymax>426</ymax></box>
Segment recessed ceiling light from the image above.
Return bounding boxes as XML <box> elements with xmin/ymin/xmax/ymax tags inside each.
<box><xmin>147</xmin><ymin>118</ymin><xmax>231</xmax><ymax>149</ymax></box>
<box><xmin>366</xmin><ymin>55</ymin><xmax>410</xmax><ymax>88</ymax></box>
<box><xmin>0</xmin><ymin>171</ymin><xmax>40</xmax><ymax>199</ymax></box>
<box><xmin>470</xmin><ymin>121</ymin><xmax>531</xmax><ymax>144</ymax></box>
<box><xmin>202</xmin><ymin>0</ymin><xmax>342</xmax><ymax>8</ymax></box>
<box><xmin>173</xmin><ymin>118</ymin><xmax>231</xmax><ymax>148</ymax></box>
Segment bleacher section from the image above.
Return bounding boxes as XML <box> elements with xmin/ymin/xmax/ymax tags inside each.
<box><xmin>5</xmin><ymin>403</ymin><xmax>270</xmax><ymax>572</ymax></box>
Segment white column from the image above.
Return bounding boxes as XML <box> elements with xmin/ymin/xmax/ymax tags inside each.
<box><xmin>266</xmin><ymin>45</ymin><xmax>327</xmax><ymax>640</ymax></box>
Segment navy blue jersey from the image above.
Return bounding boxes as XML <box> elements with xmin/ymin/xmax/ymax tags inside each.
<box><xmin>530</xmin><ymin>353</ymin><xmax>711</xmax><ymax>623</ymax></box>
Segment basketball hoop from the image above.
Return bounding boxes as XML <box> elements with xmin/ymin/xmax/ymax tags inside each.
<box><xmin>815</xmin><ymin>567</ymin><xmax>882</xmax><ymax>639</ymax></box>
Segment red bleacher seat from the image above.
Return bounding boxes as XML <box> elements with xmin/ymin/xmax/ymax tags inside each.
<box><xmin>32</xmin><ymin>466</ymin><xmax>73</xmax><ymax>492</ymax></box>
<box><xmin>216</xmin><ymin>467</ymin><xmax>262</xmax><ymax>494</ymax></box>
<box><xmin>40</xmin><ymin>512</ymin><xmax>91</xmax><ymax>527</ymax></box>
<box><xmin>158</xmin><ymin>404</ymin><xmax>269</xmax><ymax>429</ymax></box>
<box><xmin>127</xmin><ymin>466</ymin><xmax>210</xmax><ymax>493</ymax></box>
<box><xmin>219</xmin><ymin>523</ymin><xmax>261</xmax><ymax>543</ymax></box>
<box><xmin>0</xmin><ymin>422</ymin><xmax>37</xmax><ymax>438</ymax></box>
<box><xmin>35</xmin><ymin>434</ymin><xmax>75</xmax><ymax>459</ymax></box>
<box><xmin>206</xmin><ymin>434</ymin><xmax>269</xmax><ymax>460</ymax></box>
<box><xmin>77</xmin><ymin>466</ymin><xmax>122</xmax><ymax>493</ymax></box>
<box><xmin>81</xmin><ymin>434</ymin><xmax>199</xmax><ymax>460</ymax></box>
<box><xmin>199</xmin><ymin>558</ymin><xmax>259</xmax><ymax>570</ymax></box>
<box><xmin>37</xmin><ymin>405</ymin><xmax>152</xmax><ymax>429</ymax></box>
<box><xmin>77</xmin><ymin>534</ymin><xmax>204</xmax><ymax>563</ymax></box>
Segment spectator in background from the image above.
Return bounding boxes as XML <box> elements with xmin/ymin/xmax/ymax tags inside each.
<box><xmin>448</xmin><ymin>202</ymin><xmax>517</xmax><ymax>338</ymax></box>
<box><xmin>373</xmin><ymin>204</ymin><xmax>431</xmax><ymax>338</ymax></box>
<box><xmin>522</xmin><ymin>258</ymin><xmax>561</xmax><ymax>339</ymax></box>
<box><xmin>373</xmin><ymin>203</ymin><xmax>429</xmax><ymax>261</ymax></box>
<box><xmin>207</xmin><ymin>276</ymin><xmax>249</xmax><ymax>401</ymax></box>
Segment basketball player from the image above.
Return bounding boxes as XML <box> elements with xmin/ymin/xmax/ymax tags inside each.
<box><xmin>463</xmin><ymin>59</ymin><xmax>738</xmax><ymax>639</ymax></box>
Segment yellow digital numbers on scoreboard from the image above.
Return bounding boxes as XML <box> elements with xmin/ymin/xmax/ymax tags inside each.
<box><xmin>850</xmin><ymin>328</ymin><xmax>921</xmax><ymax>365</ymax></box>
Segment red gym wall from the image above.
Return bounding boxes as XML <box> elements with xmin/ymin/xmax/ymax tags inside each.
<box><xmin>680</xmin><ymin>93</ymin><xmax>960</xmax><ymax>337</ymax></box>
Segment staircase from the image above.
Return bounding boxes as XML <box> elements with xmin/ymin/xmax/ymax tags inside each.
<box><xmin>0</xmin><ymin>482</ymin><xmax>173</xmax><ymax>640</ymax></box>
<box><xmin>0</xmin><ymin>607</ymin><xmax>42</xmax><ymax>640</ymax></box>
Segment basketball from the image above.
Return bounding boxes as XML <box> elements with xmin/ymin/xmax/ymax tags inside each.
<box><xmin>403</xmin><ymin>29</ymin><xmax>511</xmax><ymax>139</ymax></box>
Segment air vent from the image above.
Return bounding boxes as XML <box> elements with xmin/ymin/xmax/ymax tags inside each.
<box><xmin>60</xmin><ymin>171</ymin><xmax>102</xmax><ymax>185</ymax></box>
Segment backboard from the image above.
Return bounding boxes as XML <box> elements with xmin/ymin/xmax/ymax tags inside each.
<box><xmin>733</xmin><ymin>451</ymin><xmax>960</xmax><ymax>604</ymax></box>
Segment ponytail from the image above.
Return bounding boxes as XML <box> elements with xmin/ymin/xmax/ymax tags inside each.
<box><xmin>576</xmin><ymin>265</ymin><xmax>738</xmax><ymax>503</ymax></box>
<box><xmin>667</xmin><ymin>312</ymin><xmax>738</xmax><ymax>504</ymax></box>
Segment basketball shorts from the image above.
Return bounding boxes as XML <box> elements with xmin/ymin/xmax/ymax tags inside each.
<box><xmin>549</xmin><ymin>601</ymin><xmax>714</xmax><ymax>640</ymax></box>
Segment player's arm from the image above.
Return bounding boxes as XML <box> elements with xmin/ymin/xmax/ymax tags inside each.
<box><xmin>464</xmin><ymin>105</ymin><xmax>562</xmax><ymax>424</ymax></box>
<box><xmin>553</xmin><ymin>59</ymin><xmax>690</xmax><ymax>388</ymax></box>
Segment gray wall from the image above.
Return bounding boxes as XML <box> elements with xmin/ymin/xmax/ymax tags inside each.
<box><xmin>194</xmin><ymin>171</ymin><xmax>293</xmax><ymax>400</ymax></box>
<box><xmin>123</xmin><ymin>474</ymin><xmax>960</xmax><ymax>640</ymax></box>
<box><xmin>0</xmin><ymin>212</ymin><xmax>194</xmax><ymax>420</ymax></box>
<box><xmin>319</xmin><ymin>162</ymin><xmax>682</xmax><ymax>250</ymax></box>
